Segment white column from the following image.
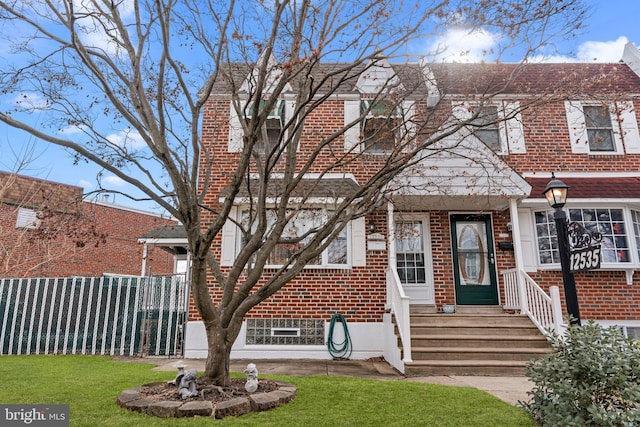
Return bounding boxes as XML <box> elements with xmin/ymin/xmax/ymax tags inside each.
<box><xmin>509</xmin><ymin>199</ymin><xmax>527</xmax><ymax>312</ymax></box>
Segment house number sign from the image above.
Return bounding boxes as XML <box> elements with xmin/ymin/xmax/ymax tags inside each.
<box><xmin>568</xmin><ymin>222</ymin><xmax>602</xmax><ymax>272</ymax></box>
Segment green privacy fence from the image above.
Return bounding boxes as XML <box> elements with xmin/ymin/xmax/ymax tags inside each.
<box><xmin>0</xmin><ymin>275</ymin><xmax>188</xmax><ymax>356</ymax></box>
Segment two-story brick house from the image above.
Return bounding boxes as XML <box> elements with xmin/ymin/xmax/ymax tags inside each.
<box><xmin>182</xmin><ymin>43</ymin><xmax>640</xmax><ymax>374</ymax></box>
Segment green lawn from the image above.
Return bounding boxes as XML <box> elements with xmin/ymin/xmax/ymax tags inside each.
<box><xmin>0</xmin><ymin>355</ymin><xmax>535</xmax><ymax>426</ymax></box>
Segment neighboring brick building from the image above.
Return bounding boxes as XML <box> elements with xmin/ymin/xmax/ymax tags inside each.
<box><xmin>181</xmin><ymin>44</ymin><xmax>640</xmax><ymax>370</ymax></box>
<box><xmin>0</xmin><ymin>171</ymin><xmax>178</xmax><ymax>278</ymax></box>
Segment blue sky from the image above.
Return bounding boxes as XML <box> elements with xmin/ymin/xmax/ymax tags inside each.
<box><xmin>1</xmin><ymin>0</ymin><xmax>639</xmax><ymax>212</ymax></box>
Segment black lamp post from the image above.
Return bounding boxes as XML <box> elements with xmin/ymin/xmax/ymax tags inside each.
<box><xmin>543</xmin><ymin>173</ymin><xmax>581</xmax><ymax>326</ymax></box>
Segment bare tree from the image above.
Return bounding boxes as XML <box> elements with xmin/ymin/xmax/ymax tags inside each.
<box><xmin>0</xmin><ymin>0</ymin><xmax>587</xmax><ymax>384</ymax></box>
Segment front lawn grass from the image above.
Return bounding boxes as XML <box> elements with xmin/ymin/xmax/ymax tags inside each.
<box><xmin>0</xmin><ymin>355</ymin><xmax>535</xmax><ymax>426</ymax></box>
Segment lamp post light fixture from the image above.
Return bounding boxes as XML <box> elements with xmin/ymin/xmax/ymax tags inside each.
<box><xmin>543</xmin><ymin>173</ymin><xmax>581</xmax><ymax>326</ymax></box>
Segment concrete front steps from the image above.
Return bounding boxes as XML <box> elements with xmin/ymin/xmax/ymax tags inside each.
<box><xmin>402</xmin><ymin>306</ymin><xmax>551</xmax><ymax>376</ymax></box>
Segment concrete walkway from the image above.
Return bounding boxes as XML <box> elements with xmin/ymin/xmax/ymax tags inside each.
<box><xmin>149</xmin><ymin>358</ymin><xmax>532</xmax><ymax>406</ymax></box>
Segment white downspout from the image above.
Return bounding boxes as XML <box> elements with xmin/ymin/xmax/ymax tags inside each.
<box><xmin>140</xmin><ymin>243</ymin><xmax>149</xmax><ymax>277</ymax></box>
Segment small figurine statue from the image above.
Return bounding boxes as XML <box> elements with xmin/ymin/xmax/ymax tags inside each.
<box><xmin>178</xmin><ymin>368</ymin><xmax>199</xmax><ymax>399</ymax></box>
<box><xmin>243</xmin><ymin>363</ymin><xmax>259</xmax><ymax>393</ymax></box>
<box><xmin>168</xmin><ymin>360</ymin><xmax>187</xmax><ymax>385</ymax></box>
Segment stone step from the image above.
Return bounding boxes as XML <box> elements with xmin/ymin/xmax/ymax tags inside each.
<box><xmin>409</xmin><ymin>325</ymin><xmax>542</xmax><ymax>336</ymax></box>
<box><xmin>409</xmin><ymin>305</ymin><xmax>507</xmax><ymax>315</ymax></box>
<box><xmin>410</xmin><ymin>334</ymin><xmax>550</xmax><ymax>349</ymax></box>
<box><xmin>404</xmin><ymin>360</ymin><xmax>530</xmax><ymax>376</ymax></box>
<box><xmin>409</xmin><ymin>346</ymin><xmax>550</xmax><ymax>361</ymax></box>
<box><xmin>450</xmin><ymin>305</ymin><xmax>506</xmax><ymax>315</ymax></box>
<box><xmin>410</xmin><ymin>314</ymin><xmax>535</xmax><ymax>327</ymax></box>
<box><xmin>396</xmin><ymin>310</ymin><xmax>551</xmax><ymax>376</ymax></box>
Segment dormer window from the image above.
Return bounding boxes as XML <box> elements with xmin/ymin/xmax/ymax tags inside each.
<box><xmin>361</xmin><ymin>100</ymin><xmax>399</xmax><ymax>153</ymax></box>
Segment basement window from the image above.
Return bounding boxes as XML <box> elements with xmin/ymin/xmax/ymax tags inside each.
<box><xmin>622</xmin><ymin>326</ymin><xmax>640</xmax><ymax>340</ymax></box>
<box><xmin>245</xmin><ymin>318</ymin><xmax>324</xmax><ymax>345</ymax></box>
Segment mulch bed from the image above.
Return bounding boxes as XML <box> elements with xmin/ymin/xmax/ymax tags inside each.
<box><xmin>139</xmin><ymin>377</ymin><xmax>281</xmax><ymax>403</ymax></box>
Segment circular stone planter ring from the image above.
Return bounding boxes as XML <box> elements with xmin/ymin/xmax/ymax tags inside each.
<box><xmin>117</xmin><ymin>381</ymin><xmax>297</xmax><ymax>419</ymax></box>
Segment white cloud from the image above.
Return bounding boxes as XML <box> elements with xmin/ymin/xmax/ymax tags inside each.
<box><xmin>426</xmin><ymin>28</ymin><xmax>500</xmax><ymax>63</ymax></box>
<box><xmin>78</xmin><ymin>179</ymin><xmax>93</xmax><ymax>190</ymax></box>
<box><xmin>576</xmin><ymin>37</ymin><xmax>630</xmax><ymax>62</ymax></box>
<box><xmin>530</xmin><ymin>37</ymin><xmax>631</xmax><ymax>63</ymax></box>
<box><xmin>59</xmin><ymin>124</ymin><xmax>87</xmax><ymax>134</ymax></box>
<box><xmin>72</xmin><ymin>0</ymin><xmax>135</xmax><ymax>56</ymax></box>
<box><xmin>12</xmin><ymin>92</ymin><xmax>49</xmax><ymax>111</ymax></box>
<box><xmin>106</xmin><ymin>128</ymin><xmax>147</xmax><ymax>150</ymax></box>
<box><xmin>102</xmin><ymin>175</ymin><xmax>126</xmax><ymax>187</ymax></box>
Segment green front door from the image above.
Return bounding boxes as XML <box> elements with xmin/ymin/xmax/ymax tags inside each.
<box><xmin>450</xmin><ymin>214</ymin><xmax>499</xmax><ymax>305</ymax></box>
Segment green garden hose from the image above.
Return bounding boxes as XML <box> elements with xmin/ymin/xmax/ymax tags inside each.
<box><xmin>327</xmin><ymin>313</ymin><xmax>352</xmax><ymax>359</ymax></box>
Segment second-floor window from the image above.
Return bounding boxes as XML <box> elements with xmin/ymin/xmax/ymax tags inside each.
<box><xmin>472</xmin><ymin>105</ymin><xmax>501</xmax><ymax>151</ymax></box>
<box><xmin>361</xmin><ymin>100</ymin><xmax>399</xmax><ymax>153</ymax></box>
<box><xmin>228</xmin><ymin>98</ymin><xmax>286</xmax><ymax>153</ymax></box>
<box><xmin>451</xmin><ymin>100</ymin><xmax>526</xmax><ymax>155</ymax></box>
<box><xmin>565</xmin><ymin>100</ymin><xmax>640</xmax><ymax>155</ymax></box>
<box><xmin>583</xmin><ymin>105</ymin><xmax>615</xmax><ymax>152</ymax></box>
<box><xmin>248</xmin><ymin>99</ymin><xmax>284</xmax><ymax>154</ymax></box>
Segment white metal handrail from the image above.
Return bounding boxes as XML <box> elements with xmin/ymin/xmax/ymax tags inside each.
<box><xmin>386</xmin><ymin>267</ymin><xmax>412</xmax><ymax>362</ymax></box>
<box><xmin>503</xmin><ymin>268</ymin><xmax>565</xmax><ymax>336</ymax></box>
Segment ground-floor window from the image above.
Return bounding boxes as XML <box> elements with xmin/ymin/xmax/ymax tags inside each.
<box><xmin>534</xmin><ymin>207</ymin><xmax>640</xmax><ymax>266</ymax></box>
<box><xmin>241</xmin><ymin>208</ymin><xmax>349</xmax><ymax>268</ymax></box>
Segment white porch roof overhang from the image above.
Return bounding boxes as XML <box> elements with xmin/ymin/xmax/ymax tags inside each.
<box><xmin>387</xmin><ymin>136</ymin><xmax>531</xmax><ymax>211</ymax></box>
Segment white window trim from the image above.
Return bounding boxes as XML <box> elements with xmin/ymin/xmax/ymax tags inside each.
<box><xmin>451</xmin><ymin>100</ymin><xmax>526</xmax><ymax>155</ymax></box>
<box><xmin>220</xmin><ymin>206</ymin><xmax>365</xmax><ymax>269</ymax></box>
<box><xmin>565</xmin><ymin>100</ymin><xmax>640</xmax><ymax>155</ymax></box>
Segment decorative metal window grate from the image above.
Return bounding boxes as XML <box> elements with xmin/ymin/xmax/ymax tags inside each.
<box><xmin>245</xmin><ymin>319</ymin><xmax>324</xmax><ymax>345</ymax></box>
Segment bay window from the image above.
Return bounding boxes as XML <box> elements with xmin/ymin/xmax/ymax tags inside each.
<box><xmin>535</xmin><ymin>207</ymin><xmax>640</xmax><ymax>266</ymax></box>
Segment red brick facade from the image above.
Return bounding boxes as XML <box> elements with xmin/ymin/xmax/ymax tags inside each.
<box><xmin>196</xmin><ymin>59</ymin><xmax>640</xmax><ymax>329</ymax></box>
<box><xmin>0</xmin><ymin>172</ymin><xmax>177</xmax><ymax>278</ymax></box>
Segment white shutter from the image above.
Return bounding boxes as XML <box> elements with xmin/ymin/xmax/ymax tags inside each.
<box><xmin>503</xmin><ymin>102</ymin><xmax>526</xmax><ymax>154</ymax></box>
<box><xmin>344</xmin><ymin>100</ymin><xmax>361</xmax><ymax>153</ymax></box>
<box><xmin>402</xmin><ymin>100</ymin><xmax>416</xmax><ymax>143</ymax></box>
<box><xmin>565</xmin><ymin>101</ymin><xmax>589</xmax><ymax>153</ymax></box>
<box><xmin>351</xmin><ymin>217</ymin><xmax>366</xmax><ymax>266</ymax></box>
<box><xmin>220</xmin><ymin>206</ymin><xmax>238</xmax><ymax>266</ymax></box>
<box><xmin>518</xmin><ymin>209</ymin><xmax>538</xmax><ymax>272</ymax></box>
<box><xmin>228</xmin><ymin>101</ymin><xmax>244</xmax><ymax>152</ymax></box>
<box><xmin>618</xmin><ymin>101</ymin><xmax>640</xmax><ymax>154</ymax></box>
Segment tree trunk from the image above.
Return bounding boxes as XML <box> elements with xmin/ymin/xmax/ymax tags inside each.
<box><xmin>203</xmin><ymin>321</ymin><xmax>233</xmax><ymax>385</ymax></box>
